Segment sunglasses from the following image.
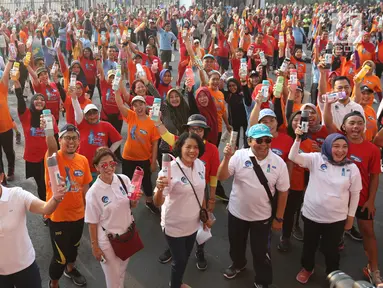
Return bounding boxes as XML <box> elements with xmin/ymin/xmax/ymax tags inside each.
<box><xmin>99</xmin><ymin>161</ymin><xmax>118</xmax><ymax>170</ymax></box>
<box><xmin>255</xmin><ymin>137</ymin><xmax>272</xmax><ymax>144</ymax></box>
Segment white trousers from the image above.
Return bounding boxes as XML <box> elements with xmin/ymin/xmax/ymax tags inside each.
<box><xmin>101</xmin><ymin>247</ymin><xmax>129</xmax><ymax>288</ymax></box>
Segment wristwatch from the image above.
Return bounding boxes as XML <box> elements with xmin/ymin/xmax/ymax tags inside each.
<box><xmin>274</xmin><ymin>217</ymin><xmax>284</xmax><ymax>223</ymax></box>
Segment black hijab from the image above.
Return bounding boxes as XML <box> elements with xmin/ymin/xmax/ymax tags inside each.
<box><xmin>29</xmin><ymin>93</ymin><xmax>46</xmax><ymax>128</ymax></box>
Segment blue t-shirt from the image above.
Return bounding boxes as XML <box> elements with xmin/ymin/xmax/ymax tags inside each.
<box><xmin>158</xmin><ymin>27</ymin><xmax>177</xmax><ymax>51</ymax></box>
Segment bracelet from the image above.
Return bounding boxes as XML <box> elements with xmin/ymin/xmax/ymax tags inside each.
<box><xmin>155</xmin><ymin>122</ymin><xmax>163</xmax><ymax>128</ymax></box>
<box><xmin>9</xmin><ymin>59</ymin><xmax>15</xmax><ymax>63</ymax></box>
<box><xmin>53</xmin><ymin>197</ymin><xmax>62</xmax><ymax>203</ymax></box>
<box><xmin>208</xmin><ymin>198</ymin><xmax>216</xmax><ymax>202</ymax></box>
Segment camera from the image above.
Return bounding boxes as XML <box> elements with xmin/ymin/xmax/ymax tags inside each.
<box><xmin>328</xmin><ymin>271</ymin><xmax>377</xmax><ymax>288</ymax></box>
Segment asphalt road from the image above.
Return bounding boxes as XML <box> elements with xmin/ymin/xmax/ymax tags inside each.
<box><xmin>3</xmin><ymin>45</ymin><xmax>383</xmax><ymax>288</ymax></box>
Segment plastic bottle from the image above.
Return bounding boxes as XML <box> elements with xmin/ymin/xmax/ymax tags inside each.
<box><xmin>324</xmin><ymin>42</ymin><xmax>333</xmax><ymax>69</ymax></box>
<box><xmin>322</xmin><ymin>91</ymin><xmax>347</xmax><ymax>102</ymax></box>
<box><xmin>50</xmin><ymin>62</ymin><xmax>58</xmax><ymax>76</ymax></box>
<box><xmin>47</xmin><ymin>153</ymin><xmax>62</xmax><ymax>197</ymax></box>
<box><xmin>290</xmin><ymin>69</ymin><xmax>298</xmax><ymax>90</ymax></box>
<box><xmin>136</xmin><ymin>63</ymin><xmax>146</xmax><ymax>78</ymax></box>
<box><xmin>70</xmin><ymin>73</ymin><xmax>77</xmax><ymax>88</ymax></box>
<box><xmin>54</xmin><ymin>39</ymin><xmax>60</xmax><ymax>50</ymax></box>
<box><xmin>112</xmin><ymin>64</ymin><xmax>121</xmax><ymax>91</ymax></box>
<box><xmin>259</xmin><ymin>51</ymin><xmax>267</xmax><ymax>65</ymax></box>
<box><xmin>229</xmin><ymin>131</ymin><xmax>238</xmax><ymax>151</ymax></box>
<box><xmin>134</xmin><ymin>22</ymin><xmax>146</xmax><ymax>34</ymax></box>
<box><xmin>354</xmin><ymin>64</ymin><xmax>371</xmax><ymax>83</ymax></box>
<box><xmin>26</xmin><ymin>36</ymin><xmax>33</xmax><ymax>48</ymax></box>
<box><xmin>11</xmin><ymin>62</ymin><xmax>20</xmax><ymax>81</ymax></box>
<box><xmin>9</xmin><ymin>43</ymin><xmax>17</xmax><ymax>59</ymax></box>
<box><xmin>220</xmin><ymin>130</ymin><xmax>230</xmax><ymax>143</ymax></box>
<box><xmin>151</xmin><ymin>98</ymin><xmax>161</xmax><ymax>122</ymax></box>
<box><xmin>278</xmin><ymin>32</ymin><xmax>285</xmax><ymax>48</ymax></box>
<box><xmin>162</xmin><ymin>153</ymin><xmax>172</xmax><ymax>181</ymax></box>
<box><xmin>261</xmin><ymin>80</ymin><xmax>270</xmax><ymax>102</ymax></box>
<box><xmin>300</xmin><ymin>110</ymin><xmax>309</xmax><ymax>133</ymax></box>
<box><xmin>185</xmin><ymin>67</ymin><xmax>195</xmax><ymax>87</ymax></box>
<box><xmin>280</xmin><ymin>58</ymin><xmax>290</xmax><ymax>73</ymax></box>
<box><xmin>43</xmin><ymin>109</ymin><xmax>54</xmax><ymax>136</ymax></box>
<box><xmin>247</xmin><ymin>45</ymin><xmax>254</xmax><ymax>57</ymax></box>
<box><xmin>24</xmin><ymin>52</ymin><xmax>31</xmax><ymax>66</ymax></box>
<box><xmin>274</xmin><ymin>76</ymin><xmax>284</xmax><ymax>98</ymax></box>
<box><xmin>128</xmin><ymin>167</ymin><xmax>144</xmax><ymax>200</ymax></box>
<box><xmin>194</xmin><ymin>55</ymin><xmax>203</xmax><ymax>70</ymax></box>
<box><xmin>221</xmin><ymin>69</ymin><xmax>233</xmax><ymax>82</ymax></box>
<box><xmin>239</xmin><ymin>58</ymin><xmax>248</xmax><ymax>80</ymax></box>
<box><xmin>93</xmin><ymin>44</ymin><xmax>99</xmax><ymax>54</ymax></box>
<box><xmin>101</xmin><ymin>31</ymin><xmax>106</xmax><ymax>43</ymax></box>
<box><xmin>211</xmin><ymin>26</ymin><xmax>217</xmax><ymax>38</ymax></box>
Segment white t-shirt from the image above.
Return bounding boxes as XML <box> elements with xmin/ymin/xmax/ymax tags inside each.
<box><xmin>0</xmin><ymin>186</ymin><xmax>37</xmax><ymax>275</ymax></box>
<box><xmin>227</xmin><ymin>148</ymin><xmax>290</xmax><ymax>221</ymax></box>
<box><xmin>159</xmin><ymin>158</ymin><xmax>206</xmax><ymax>238</ymax></box>
<box><xmin>318</xmin><ymin>99</ymin><xmax>365</xmax><ymax>130</ymax></box>
<box><xmin>85</xmin><ymin>174</ymin><xmax>133</xmax><ymax>250</ymax></box>
<box><xmin>299</xmin><ymin>152</ymin><xmax>362</xmax><ymax>223</ymax></box>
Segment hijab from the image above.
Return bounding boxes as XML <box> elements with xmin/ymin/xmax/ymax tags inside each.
<box><xmin>29</xmin><ymin>93</ymin><xmax>46</xmax><ymax>128</ymax></box>
<box><xmin>159</xmin><ymin>69</ymin><xmax>170</xmax><ymax>86</ymax></box>
<box><xmin>163</xmin><ymin>89</ymin><xmax>190</xmax><ymax>135</ymax></box>
<box><xmin>75</xmin><ymin>81</ymin><xmax>88</xmax><ymax>104</ymax></box>
<box><xmin>195</xmin><ymin>87</ymin><xmax>218</xmax><ymax>145</ymax></box>
<box><xmin>321</xmin><ymin>133</ymin><xmax>352</xmax><ymax>166</ymax></box>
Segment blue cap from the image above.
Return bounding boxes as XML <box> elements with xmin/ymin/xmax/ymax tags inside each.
<box><xmin>258</xmin><ymin>109</ymin><xmax>276</xmax><ymax>122</ymax></box>
<box><xmin>246</xmin><ymin>124</ymin><xmax>273</xmax><ymax>139</ymax></box>
<box><xmin>203</xmin><ymin>54</ymin><xmax>215</xmax><ymax>60</ymax></box>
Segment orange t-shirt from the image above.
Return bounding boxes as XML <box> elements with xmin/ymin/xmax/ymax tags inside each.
<box><xmin>361</xmin><ymin>74</ymin><xmax>382</xmax><ymax>106</ymax></box>
<box><xmin>377</xmin><ymin>41</ymin><xmax>383</xmax><ymax>63</ymax></box>
<box><xmin>0</xmin><ymin>83</ymin><xmax>14</xmax><ymax>133</ymax></box>
<box><xmin>127</xmin><ymin>60</ymin><xmax>153</xmax><ymax>86</ymax></box>
<box><xmin>208</xmin><ymin>88</ymin><xmax>226</xmax><ymax>133</ymax></box>
<box><xmin>242</xmin><ymin>34</ymin><xmax>251</xmax><ymax>52</ymax></box>
<box><xmin>45</xmin><ymin>150</ymin><xmax>92</xmax><ymax>222</ymax></box>
<box><xmin>230</xmin><ymin>31</ymin><xmax>239</xmax><ymax>51</ymax></box>
<box><xmin>290</xmin><ymin>57</ymin><xmax>306</xmax><ymax>81</ymax></box>
<box><xmin>364</xmin><ymin>105</ymin><xmax>377</xmax><ymax>142</ymax></box>
<box><xmin>122</xmin><ymin>109</ymin><xmax>160</xmax><ymax>161</ymax></box>
<box><xmin>356</xmin><ymin>43</ymin><xmax>376</xmax><ymax>68</ymax></box>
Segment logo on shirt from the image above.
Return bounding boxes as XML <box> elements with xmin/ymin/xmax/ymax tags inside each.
<box><xmin>320</xmin><ymin>164</ymin><xmax>327</xmax><ymax>171</ymax></box>
<box><xmin>271</xmin><ymin>148</ymin><xmax>283</xmax><ymax>156</ymax></box>
<box><xmin>101</xmin><ymin>196</ymin><xmax>111</xmax><ymax>206</ymax></box>
<box><xmin>30</xmin><ymin>127</ymin><xmax>46</xmax><ymax>137</ymax></box>
<box><xmin>74</xmin><ymin>170</ymin><xmax>84</xmax><ymax>177</ymax></box>
<box><xmin>139</xmin><ymin>129</ymin><xmax>148</xmax><ymax>135</ymax></box>
<box><xmin>244</xmin><ymin>160</ymin><xmax>252</xmax><ymax>168</ymax></box>
<box><xmin>180</xmin><ymin>176</ymin><xmax>189</xmax><ymax>184</ymax></box>
<box><xmin>198</xmin><ymin>171</ymin><xmax>205</xmax><ymax>180</ymax></box>
<box><xmin>350</xmin><ymin>154</ymin><xmax>362</xmax><ymax>163</ymax></box>
<box><xmin>88</xmin><ymin>130</ymin><xmax>106</xmax><ymax>147</ymax></box>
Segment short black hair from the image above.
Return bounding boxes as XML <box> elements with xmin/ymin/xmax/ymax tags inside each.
<box><xmin>173</xmin><ymin>132</ymin><xmax>205</xmax><ymax>159</ymax></box>
<box><xmin>332</xmin><ymin>76</ymin><xmax>351</xmax><ymax>88</ymax></box>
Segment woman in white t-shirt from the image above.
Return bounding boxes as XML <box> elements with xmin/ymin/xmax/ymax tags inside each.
<box><xmin>85</xmin><ymin>147</ymin><xmax>142</xmax><ymax>288</ymax></box>
<box><xmin>0</xmin><ymin>165</ymin><xmax>66</xmax><ymax>288</ymax></box>
<box><xmin>154</xmin><ymin>132</ymin><xmax>213</xmax><ymax>288</ymax></box>
<box><xmin>289</xmin><ymin>131</ymin><xmax>362</xmax><ymax>285</ymax></box>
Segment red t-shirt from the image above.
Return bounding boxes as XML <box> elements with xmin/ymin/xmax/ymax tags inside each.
<box><xmin>248</xmin><ymin>43</ymin><xmax>268</xmax><ymax>67</ymax></box>
<box><xmin>217</xmin><ymin>31</ymin><xmax>230</xmax><ymax>58</ymax></box>
<box><xmin>33</xmin><ymin>82</ymin><xmax>61</xmax><ymax>120</ymax></box>
<box><xmin>77</xmin><ymin>120</ymin><xmax>122</xmax><ymax>172</ymax></box>
<box><xmin>64</xmin><ymin>96</ymin><xmax>92</xmax><ymax>126</ymax></box>
<box><xmin>310</xmin><ymin>125</ymin><xmax>329</xmax><ymax>148</ymax></box>
<box><xmin>100</xmin><ymin>79</ymin><xmax>120</xmax><ymax>117</ymax></box>
<box><xmin>231</xmin><ymin>58</ymin><xmax>240</xmax><ymax>81</ymax></box>
<box><xmin>19</xmin><ymin>109</ymin><xmax>58</xmax><ymax>163</ymax></box>
<box><xmin>200</xmin><ymin>141</ymin><xmax>220</xmax><ymax>184</ymax></box>
<box><xmin>271</xmin><ymin>132</ymin><xmax>294</xmax><ymax>162</ymax></box>
<box><xmin>348</xmin><ymin>141</ymin><xmax>381</xmax><ymax>206</ymax></box>
<box><xmin>263</xmin><ymin>35</ymin><xmax>277</xmax><ymax>56</ymax></box>
<box><xmin>80</xmin><ymin>57</ymin><xmax>97</xmax><ymax>85</ymax></box>
<box><xmin>157</xmin><ymin>84</ymin><xmax>172</xmax><ymax>100</ymax></box>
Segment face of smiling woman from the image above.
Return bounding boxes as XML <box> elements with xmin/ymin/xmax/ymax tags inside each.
<box><xmin>180</xmin><ymin>138</ymin><xmax>199</xmax><ymax>167</ymax></box>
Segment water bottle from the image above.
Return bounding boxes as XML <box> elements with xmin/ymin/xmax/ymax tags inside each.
<box><xmin>128</xmin><ymin>167</ymin><xmax>144</xmax><ymax>200</ymax></box>
<box><xmin>54</xmin><ymin>39</ymin><xmax>60</xmax><ymax>50</ymax></box>
<box><xmin>50</xmin><ymin>62</ymin><xmax>58</xmax><ymax>76</ymax></box>
<box><xmin>259</xmin><ymin>51</ymin><xmax>267</xmax><ymax>66</ymax></box>
<box><xmin>47</xmin><ymin>153</ymin><xmax>62</xmax><ymax>197</ymax></box>
<box><xmin>239</xmin><ymin>58</ymin><xmax>247</xmax><ymax>80</ymax></box>
<box><xmin>101</xmin><ymin>31</ymin><xmax>106</xmax><ymax>43</ymax></box>
<box><xmin>151</xmin><ymin>98</ymin><xmax>161</xmax><ymax>122</ymax></box>
<box><xmin>162</xmin><ymin>153</ymin><xmax>172</xmax><ymax>181</ymax></box>
<box><xmin>221</xmin><ymin>69</ymin><xmax>233</xmax><ymax>82</ymax></box>
<box><xmin>9</xmin><ymin>43</ymin><xmax>17</xmax><ymax>59</ymax></box>
<box><xmin>280</xmin><ymin>58</ymin><xmax>290</xmax><ymax>73</ymax></box>
<box><xmin>261</xmin><ymin>80</ymin><xmax>270</xmax><ymax>102</ymax></box>
<box><xmin>93</xmin><ymin>44</ymin><xmax>99</xmax><ymax>54</ymax></box>
<box><xmin>24</xmin><ymin>52</ymin><xmax>31</xmax><ymax>66</ymax></box>
<box><xmin>247</xmin><ymin>45</ymin><xmax>254</xmax><ymax>57</ymax></box>
<box><xmin>112</xmin><ymin>64</ymin><xmax>121</xmax><ymax>91</ymax></box>
<box><xmin>26</xmin><ymin>36</ymin><xmax>33</xmax><ymax>48</ymax></box>
<box><xmin>211</xmin><ymin>26</ymin><xmax>217</xmax><ymax>38</ymax></box>
<box><xmin>11</xmin><ymin>62</ymin><xmax>20</xmax><ymax>81</ymax></box>
<box><xmin>70</xmin><ymin>73</ymin><xmax>77</xmax><ymax>88</ymax></box>
<box><xmin>229</xmin><ymin>131</ymin><xmax>238</xmax><ymax>151</ymax></box>
<box><xmin>300</xmin><ymin>110</ymin><xmax>309</xmax><ymax>133</ymax></box>
<box><xmin>274</xmin><ymin>76</ymin><xmax>284</xmax><ymax>98</ymax></box>
<box><xmin>185</xmin><ymin>67</ymin><xmax>195</xmax><ymax>87</ymax></box>
<box><xmin>194</xmin><ymin>55</ymin><xmax>203</xmax><ymax>70</ymax></box>
<box><xmin>354</xmin><ymin>64</ymin><xmax>371</xmax><ymax>83</ymax></box>
<box><xmin>220</xmin><ymin>130</ymin><xmax>230</xmax><ymax>143</ymax></box>
<box><xmin>324</xmin><ymin>42</ymin><xmax>333</xmax><ymax>69</ymax></box>
<box><xmin>290</xmin><ymin>69</ymin><xmax>297</xmax><ymax>90</ymax></box>
<box><xmin>322</xmin><ymin>91</ymin><xmax>347</xmax><ymax>102</ymax></box>
<box><xmin>43</xmin><ymin>109</ymin><xmax>54</xmax><ymax>136</ymax></box>
<box><xmin>136</xmin><ymin>63</ymin><xmax>146</xmax><ymax>78</ymax></box>
<box><xmin>278</xmin><ymin>32</ymin><xmax>285</xmax><ymax>48</ymax></box>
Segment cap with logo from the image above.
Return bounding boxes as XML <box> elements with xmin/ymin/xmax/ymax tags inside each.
<box><xmin>246</xmin><ymin>124</ymin><xmax>273</xmax><ymax>139</ymax></box>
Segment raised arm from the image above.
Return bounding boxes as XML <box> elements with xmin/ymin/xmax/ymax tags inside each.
<box><xmin>70</xmin><ymin>88</ymin><xmax>84</xmax><ymax>125</ymax></box>
<box><xmin>248</xmin><ymin>91</ymin><xmax>262</xmax><ymax>127</ymax></box>
<box><xmin>115</xmin><ymin>82</ymin><xmax>129</xmax><ymax>118</ymax></box>
<box><xmin>95</xmin><ymin>55</ymin><xmax>105</xmax><ymax>81</ymax></box>
<box><xmin>0</xmin><ymin>59</ymin><xmax>13</xmax><ymax>88</ymax></box>
<box><xmin>14</xmin><ymin>80</ymin><xmax>27</xmax><ymax>115</ymax></box>
<box><xmin>323</xmin><ymin>96</ymin><xmax>338</xmax><ymax>134</ymax></box>
<box><xmin>26</xmin><ymin>64</ymin><xmax>39</xmax><ymax>87</ymax></box>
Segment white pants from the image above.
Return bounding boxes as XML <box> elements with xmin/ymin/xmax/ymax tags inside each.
<box><xmin>101</xmin><ymin>247</ymin><xmax>129</xmax><ymax>288</ymax></box>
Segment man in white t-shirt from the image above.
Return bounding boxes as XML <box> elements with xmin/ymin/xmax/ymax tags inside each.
<box><xmin>218</xmin><ymin>124</ymin><xmax>289</xmax><ymax>288</ymax></box>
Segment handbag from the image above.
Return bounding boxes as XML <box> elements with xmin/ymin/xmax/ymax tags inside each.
<box><xmin>249</xmin><ymin>157</ymin><xmax>277</xmax><ymax>217</ymax></box>
<box><xmin>175</xmin><ymin>161</ymin><xmax>209</xmax><ymax>223</ymax></box>
<box><xmin>102</xmin><ymin>175</ymin><xmax>144</xmax><ymax>261</ymax></box>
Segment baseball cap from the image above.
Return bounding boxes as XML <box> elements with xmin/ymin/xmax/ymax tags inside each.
<box><xmin>84</xmin><ymin>104</ymin><xmax>99</xmax><ymax>114</ymax></box>
<box><xmin>258</xmin><ymin>109</ymin><xmax>276</xmax><ymax>122</ymax></box>
<box><xmin>182</xmin><ymin>114</ymin><xmax>211</xmax><ymax>130</ymax></box>
<box><xmin>70</xmin><ymin>60</ymin><xmax>81</xmax><ymax>68</ymax></box>
<box><xmin>246</xmin><ymin>124</ymin><xmax>273</xmax><ymax>139</ymax></box>
<box><xmin>107</xmin><ymin>69</ymin><xmax>116</xmax><ymax>78</ymax></box>
<box><xmin>59</xmin><ymin>124</ymin><xmax>80</xmax><ymax>138</ymax></box>
<box><xmin>131</xmin><ymin>95</ymin><xmax>146</xmax><ymax>104</ymax></box>
<box><xmin>360</xmin><ymin>85</ymin><xmax>373</xmax><ymax>93</ymax></box>
<box><xmin>36</xmin><ymin>67</ymin><xmax>48</xmax><ymax>76</ymax></box>
<box><xmin>203</xmin><ymin>54</ymin><xmax>215</xmax><ymax>60</ymax></box>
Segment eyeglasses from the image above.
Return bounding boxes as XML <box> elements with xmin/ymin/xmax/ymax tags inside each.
<box><xmin>99</xmin><ymin>161</ymin><xmax>118</xmax><ymax>170</ymax></box>
<box><xmin>63</xmin><ymin>135</ymin><xmax>79</xmax><ymax>142</ymax></box>
<box><xmin>255</xmin><ymin>137</ymin><xmax>272</xmax><ymax>144</ymax></box>
<box><xmin>189</xmin><ymin>127</ymin><xmax>204</xmax><ymax>133</ymax></box>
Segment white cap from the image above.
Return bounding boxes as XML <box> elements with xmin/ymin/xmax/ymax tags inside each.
<box><xmin>131</xmin><ymin>95</ymin><xmax>146</xmax><ymax>104</ymax></box>
<box><xmin>84</xmin><ymin>104</ymin><xmax>99</xmax><ymax>114</ymax></box>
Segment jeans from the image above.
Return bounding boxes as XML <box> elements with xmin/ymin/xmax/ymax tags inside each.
<box><xmin>0</xmin><ymin>261</ymin><xmax>42</xmax><ymax>288</ymax></box>
<box><xmin>165</xmin><ymin>231</ymin><xmax>197</xmax><ymax>288</ymax></box>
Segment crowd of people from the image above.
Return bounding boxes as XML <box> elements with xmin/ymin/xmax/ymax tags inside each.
<box><xmin>0</xmin><ymin>1</ymin><xmax>383</xmax><ymax>288</ymax></box>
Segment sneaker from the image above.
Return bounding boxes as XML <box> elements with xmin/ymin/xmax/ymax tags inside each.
<box><xmin>345</xmin><ymin>226</ymin><xmax>363</xmax><ymax>241</ymax></box>
<box><xmin>292</xmin><ymin>225</ymin><xmax>304</xmax><ymax>241</ymax></box>
<box><xmin>223</xmin><ymin>264</ymin><xmax>246</xmax><ymax>279</ymax></box>
<box><xmin>15</xmin><ymin>131</ymin><xmax>21</xmax><ymax>144</ymax></box>
<box><xmin>277</xmin><ymin>237</ymin><xmax>291</xmax><ymax>252</ymax></box>
<box><xmin>146</xmin><ymin>201</ymin><xmax>160</xmax><ymax>214</ymax></box>
<box><xmin>63</xmin><ymin>267</ymin><xmax>86</xmax><ymax>286</ymax></box>
<box><xmin>195</xmin><ymin>250</ymin><xmax>207</xmax><ymax>271</ymax></box>
<box><xmin>215</xmin><ymin>188</ymin><xmax>229</xmax><ymax>202</ymax></box>
<box><xmin>296</xmin><ymin>268</ymin><xmax>314</xmax><ymax>284</ymax></box>
<box><xmin>363</xmin><ymin>265</ymin><xmax>383</xmax><ymax>285</ymax></box>
<box><xmin>159</xmin><ymin>248</ymin><xmax>172</xmax><ymax>264</ymax></box>
<box><xmin>254</xmin><ymin>283</ymin><xmax>268</xmax><ymax>288</ymax></box>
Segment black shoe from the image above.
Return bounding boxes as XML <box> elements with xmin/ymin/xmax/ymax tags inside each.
<box><xmin>63</xmin><ymin>267</ymin><xmax>86</xmax><ymax>286</ymax></box>
<box><xmin>345</xmin><ymin>226</ymin><xmax>363</xmax><ymax>241</ymax></box>
<box><xmin>215</xmin><ymin>187</ymin><xmax>229</xmax><ymax>202</ymax></box>
<box><xmin>195</xmin><ymin>250</ymin><xmax>207</xmax><ymax>271</ymax></box>
<box><xmin>48</xmin><ymin>280</ymin><xmax>60</xmax><ymax>288</ymax></box>
<box><xmin>277</xmin><ymin>236</ymin><xmax>291</xmax><ymax>252</ymax></box>
<box><xmin>223</xmin><ymin>264</ymin><xmax>246</xmax><ymax>279</ymax></box>
<box><xmin>159</xmin><ymin>248</ymin><xmax>172</xmax><ymax>264</ymax></box>
<box><xmin>146</xmin><ymin>201</ymin><xmax>160</xmax><ymax>214</ymax></box>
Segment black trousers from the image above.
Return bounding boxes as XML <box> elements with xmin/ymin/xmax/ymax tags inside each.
<box><xmin>376</xmin><ymin>62</ymin><xmax>383</xmax><ymax>79</ymax></box>
<box><xmin>232</xmin><ymin>122</ymin><xmax>248</xmax><ymax>149</ymax></box>
<box><xmin>228</xmin><ymin>212</ymin><xmax>272</xmax><ymax>285</ymax></box>
<box><xmin>310</xmin><ymin>83</ymin><xmax>319</xmax><ymax>106</ymax></box>
<box><xmin>103</xmin><ymin>113</ymin><xmax>123</xmax><ymax>160</ymax></box>
<box><xmin>0</xmin><ymin>129</ymin><xmax>15</xmax><ymax>175</ymax></box>
<box><xmin>301</xmin><ymin>216</ymin><xmax>345</xmax><ymax>274</ymax></box>
<box><xmin>26</xmin><ymin>160</ymin><xmax>46</xmax><ymax>201</ymax></box>
<box><xmin>87</xmin><ymin>84</ymin><xmax>96</xmax><ymax>99</ymax></box>
<box><xmin>0</xmin><ymin>261</ymin><xmax>42</xmax><ymax>288</ymax></box>
<box><xmin>282</xmin><ymin>189</ymin><xmax>304</xmax><ymax>239</ymax></box>
<box><xmin>48</xmin><ymin>218</ymin><xmax>84</xmax><ymax>280</ymax></box>
<box><xmin>122</xmin><ymin>159</ymin><xmax>153</xmax><ymax>197</ymax></box>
